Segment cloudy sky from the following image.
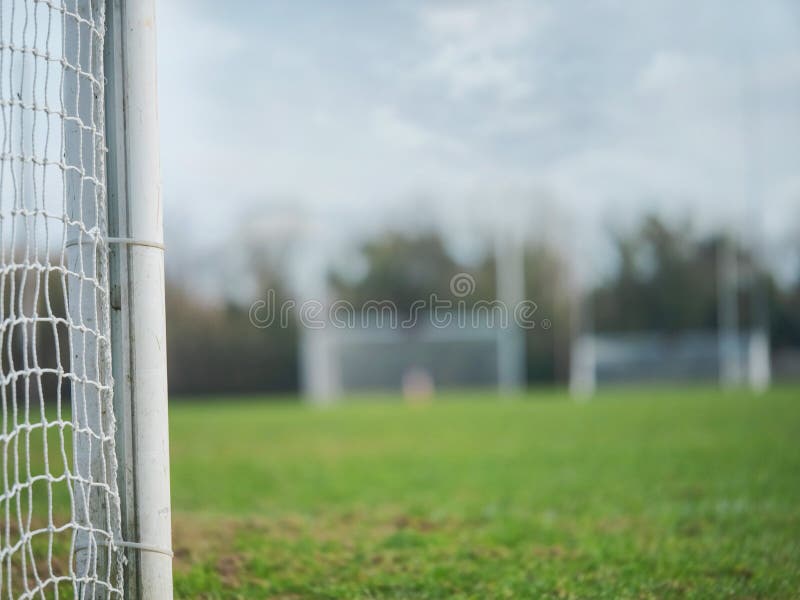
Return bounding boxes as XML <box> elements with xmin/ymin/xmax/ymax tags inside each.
<box><xmin>156</xmin><ymin>0</ymin><xmax>800</xmax><ymax>289</ymax></box>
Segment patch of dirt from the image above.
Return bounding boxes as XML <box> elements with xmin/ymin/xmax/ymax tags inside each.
<box><xmin>215</xmin><ymin>553</ymin><xmax>244</xmax><ymax>588</ymax></box>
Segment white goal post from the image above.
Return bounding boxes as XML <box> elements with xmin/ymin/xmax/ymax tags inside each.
<box><xmin>0</xmin><ymin>1</ymin><xmax>171</xmax><ymax>598</ymax></box>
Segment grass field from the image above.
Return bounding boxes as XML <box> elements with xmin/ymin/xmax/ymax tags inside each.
<box><xmin>168</xmin><ymin>387</ymin><xmax>800</xmax><ymax>599</ymax></box>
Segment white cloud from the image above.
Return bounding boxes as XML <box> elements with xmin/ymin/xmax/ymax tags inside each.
<box><xmin>370</xmin><ymin>107</ymin><xmax>466</xmax><ymax>155</ymax></box>
<box><xmin>476</xmin><ymin>108</ymin><xmax>556</xmax><ymax>136</ymax></box>
<box><xmin>419</xmin><ymin>5</ymin><xmax>481</xmax><ymax>38</ymax></box>
<box><xmin>371</xmin><ymin>107</ymin><xmax>436</xmax><ymax>149</ymax></box>
<box><xmin>634</xmin><ymin>51</ymin><xmax>737</xmax><ymax>108</ymax></box>
<box><xmin>417</xmin><ymin>1</ymin><xmax>550</xmax><ymax>100</ymax></box>
<box><xmin>419</xmin><ymin>1</ymin><xmax>547</xmax><ymax>49</ymax></box>
<box><xmin>636</xmin><ymin>52</ymin><xmax>695</xmax><ymax>93</ymax></box>
<box><xmin>158</xmin><ymin>0</ymin><xmax>245</xmax><ymax>68</ymax></box>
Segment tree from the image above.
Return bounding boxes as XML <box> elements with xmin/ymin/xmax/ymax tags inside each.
<box><xmin>593</xmin><ymin>215</ymin><xmax>718</xmax><ymax>333</ymax></box>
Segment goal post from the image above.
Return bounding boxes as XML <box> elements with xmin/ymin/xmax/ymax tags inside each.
<box><xmin>0</xmin><ymin>0</ymin><xmax>172</xmax><ymax>598</ymax></box>
<box><xmin>104</xmin><ymin>0</ymin><xmax>173</xmax><ymax>598</ymax></box>
<box><xmin>107</xmin><ymin>0</ymin><xmax>173</xmax><ymax>597</ymax></box>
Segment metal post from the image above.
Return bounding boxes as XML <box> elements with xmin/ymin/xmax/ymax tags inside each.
<box><xmin>300</xmin><ymin>260</ymin><xmax>340</xmax><ymax>405</ymax></box>
<box><xmin>740</xmin><ymin>22</ymin><xmax>771</xmax><ymax>393</ymax></box>
<box><xmin>494</xmin><ymin>225</ymin><xmax>526</xmax><ymax>394</ymax></box>
<box><xmin>569</xmin><ymin>289</ymin><xmax>595</xmax><ymax>399</ymax></box>
<box><xmin>105</xmin><ymin>0</ymin><xmax>173</xmax><ymax>597</ymax></box>
<box><xmin>717</xmin><ymin>235</ymin><xmax>742</xmax><ymax>388</ymax></box>
<box><xmin>567</xmin><ymin>233</ymin><xmax>595</xmax><ymax>399</ymax></box>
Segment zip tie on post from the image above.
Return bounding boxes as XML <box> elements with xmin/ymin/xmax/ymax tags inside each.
<box><xmin>107</xmin><ymin>236</ymin><xmax>166</xmax><ymax>251</ymax></box>
<box><xmin>115</xmin><ymin>539</ymin><xmax>175</xmax><ymax>558</ymax></box>
<box><xmin>76</xmin><ymin>540</ymin><xmax>175</xmax><ymax>559</ymax></box>
<box><xmin>65</xmin><ymin>237</ymin><xmax>166</xmax><ymax>251</ymax></box>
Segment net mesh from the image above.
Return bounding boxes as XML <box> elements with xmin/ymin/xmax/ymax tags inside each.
<box><xmin>302</xmin><ymin>318</ymin><xmax>502</xmax><ymax>398</ymax></box>
<box><xmin>0</xmin><ymin>1</ymin><xmax>123</xmax><ymax>597</ymax></box>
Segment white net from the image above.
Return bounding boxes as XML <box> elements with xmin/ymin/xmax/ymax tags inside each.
<box><xmin>301</xmin><ymin>317</ymin><xmax>502</xmax><ymax>399</ymax></box>
<box><xmin>0</xmin><ymin>1</ymin><xmax>123</xmax><ymax>598</ymax></box>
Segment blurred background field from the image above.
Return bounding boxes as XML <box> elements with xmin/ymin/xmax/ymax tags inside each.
<box><xmin>158</xmin><ymin>1</ymin><xmax>800</xmax><ymax>401</ymax></box>
<box><xmin>169</xmin><ymin>387</ymin><xmax>800</xmax><ymax>598</ymax></box>
<box><xmin>150</xmin><ymin>3</ymin><xmax>800</xmax><ymax>597</ymax></box>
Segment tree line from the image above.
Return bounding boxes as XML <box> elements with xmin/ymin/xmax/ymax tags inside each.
<box><xmin>164</xmin><ymin>214</ymin><xmax>800</xmax><ymax>395</ymax></box>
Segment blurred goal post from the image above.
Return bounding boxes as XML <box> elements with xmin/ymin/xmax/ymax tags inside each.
<box><xmin>0</xmin><ymin>0</ymin><xmax>172</xmax><ymax>598</ymax></box>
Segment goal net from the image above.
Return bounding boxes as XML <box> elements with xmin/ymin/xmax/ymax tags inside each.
<box><xmin>573</xmin><ymin>330</ymin><xmax>749</xmax><ymax>387</ymax></box>
<box><xmin>300</xmin><ymin>315</ymin><xmax>502</xmax><ymax>401</ymax></box>
<box><xmin>0</xmin><ymin>1</ymin><xmax>124</xmax><ymax>597</ymax></box>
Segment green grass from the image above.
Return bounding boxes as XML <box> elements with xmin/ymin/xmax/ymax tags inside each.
<box><xmin>169</xmin><ymin>387</ymin><xmax>800</xmax><ymax>599</ymax></box>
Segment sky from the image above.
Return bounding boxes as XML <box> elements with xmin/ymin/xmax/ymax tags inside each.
<box><xmin>156</xmin><ymin>0</ymin><xmax>800</xmax><ymax>294</ymax></box>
